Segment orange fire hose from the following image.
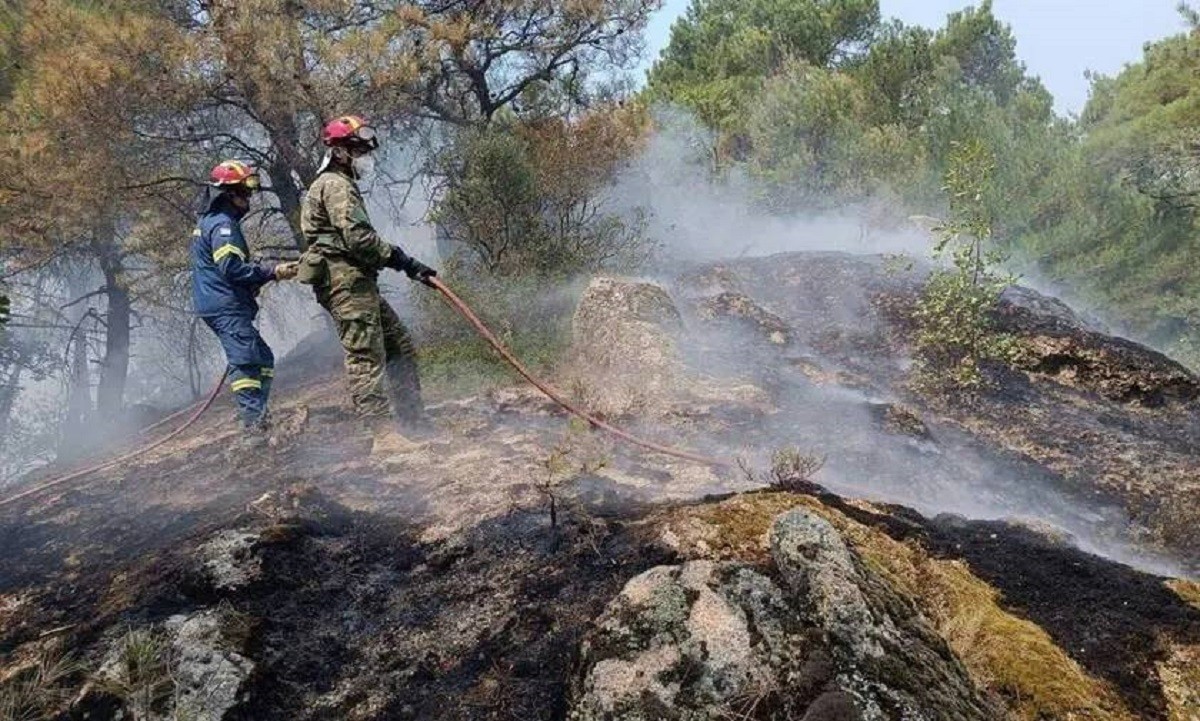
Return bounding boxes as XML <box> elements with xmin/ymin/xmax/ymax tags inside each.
<box><xmin>428</xmin><ymin>277</ymin><xmax>734</xmax><ymax>470</ymax></box>
<box><xmin>0</xmin><ymin>369</ymin><xmax>229</xmax><ymax>509</ymax></box>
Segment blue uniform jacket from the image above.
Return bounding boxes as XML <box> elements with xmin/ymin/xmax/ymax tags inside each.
<box><xmin>191</xmin><ymin>194</ymin><xmax>275</xmax><ymax>317</ymax></box>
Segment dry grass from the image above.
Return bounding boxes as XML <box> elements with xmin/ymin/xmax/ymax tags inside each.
<box><xmin>661</xmin><ymin>492</ymin><xmax>1139</xmax><ymax>721</ymax></box>
<box><xmin>1157</xmin><ymin>643</ymin><xmax>1200</xmax><ymax>721</ymax></box>
<box><xmin>96</xmin><ymin>627</ymin><xmax>174</xmax><ymax>721</ymax></box>
<box><xmin>1167</xmin><ymin>579</ymin><xmax>1200</xmax><ymax>610</ymax></box>
<box><xmin>0</xmin><ymin>645</ymin><xmax>82</xmax><ymax>721</ymax></box>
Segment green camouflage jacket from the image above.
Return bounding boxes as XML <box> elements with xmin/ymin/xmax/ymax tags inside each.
<box><xmin>300</xmin><ymin>167</ymin><xmax>392</xmax><ymax>271</ymax></box>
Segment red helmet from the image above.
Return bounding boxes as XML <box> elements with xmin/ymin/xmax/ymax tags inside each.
<box><xmin>322</xmin><ymin>114</ymin><xmax>379</xmax><ymax>150</ymax></box>
<box><xmin>209</xmin><ymin>160</ymin><xmax>260</xmax><ymax>191</ymax></box>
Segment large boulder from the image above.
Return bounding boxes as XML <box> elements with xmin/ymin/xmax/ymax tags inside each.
<box><xmin>565</xmin><ymin>276</ymin><xmax>771</xmax><ymax>419</ymax></box>
<box><xmin>569</xmin><ymin>508</ymin><xmax>999</xmax><ymax>721</ymax></box>
<box><xmin>566</xmin><ymin>276</ymin><xmax>687</xmax><ymax>417</ymax></box>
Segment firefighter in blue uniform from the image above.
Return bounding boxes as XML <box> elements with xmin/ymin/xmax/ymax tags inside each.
<box><xmin>191</xmin><ymin>160</ymin><xmax>297</xmax><ymax>436</ymax></box>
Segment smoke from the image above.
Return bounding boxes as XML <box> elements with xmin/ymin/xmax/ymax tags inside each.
<box><xmin>591</xmin><ymin>107</ymin><xmax>1194</xmax><ymax>578</ymax></box>
<box><xmin>608</xmin><ymin>108</ymin><xmax>934</xmax><ymax>266</ymax></box>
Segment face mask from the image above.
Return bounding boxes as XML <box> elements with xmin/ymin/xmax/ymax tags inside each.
<box><xmin>352</xmin><ymin>153</ymin><xmax>376</xmax><ymax>179</ymax></box>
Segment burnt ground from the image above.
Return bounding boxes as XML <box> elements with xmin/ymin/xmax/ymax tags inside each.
<box><xmin>4</xmin><ymin>487</ymin><xmax>669</xmax><ymax>720</ymax></box>
<box><xmin>786</xmin><ymin>482</ymin><xmax>1200</xmax><ymax>720</ymax></box>
<box><xmin>226</xmin><ymin>508</ymin><xmax>668</xmax><ymax>721</ymax></box>
<box><xmin>0</xmin><ymin>357</ymin><xmax>708</xmax><ymax>720</ymax></box>
<box><xmin>677</xmin><ymin>252</ymin><xmax>1200</xmax><ymax>573</ymax></box>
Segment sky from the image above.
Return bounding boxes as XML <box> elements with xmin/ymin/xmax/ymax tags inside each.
<box><xmin>638</xmin><ymin>0</ymin><xmax>1190</xmax><ymax>116</ymax></box>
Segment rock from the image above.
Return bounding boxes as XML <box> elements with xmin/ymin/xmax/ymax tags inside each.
<box><xmin>198</xmin><ymin>530</ymin><xmax>262</xmax><ymax>592</ymax></box>
<box><xmin>571</xmin><ymin>514</ymin><xmax>1000</xmax><ymax>721</ymax></box>
<box><xmin>998</xmin><ymin>286</ymin><xmax>1200</xmax><ymax>406</ymax></box>
<box><xmin>245</xmin><ymin>483</ymin><xmax>355</xmax><ymax>530</ymax></box>
<box><xmin>90</xmin><ymin>610</ymin><xmax>254</xmax><ymax>721</ymax></box>
<box><xmin>1000</xmin><ymin>286</ymin><xmax>1106</xmax><ymax>334</ymax></box>
<box><xmin>569</xmin><ymin>561</ymin><xmax>829</xmax><ymax>720</ymax></box>
<box><xmin>170</xmin><ymin>610</ymin><xmax>255</xmax><ymax>721</ymax></box>
<box><xmin>565</xmin><ymin>275</ymin><xmax>774</xmax><ymax>420</ymax></box>
<box><xmin>770</xmin><ymin>509</ymin><xmax>999</xmax><ymax>720</ymax></box>
<box><xmin>1158</xmin><ymin>642</ymin><xmax>1200</xmax><ymax>720</ymax></box>
<box><xmin>697</xmin><ymin>291</ymin><xmax>792</xmax><ymax>346</ymax></box>
<box><xmin>566</xmin><ymin>276</ymin><xmax>686</xmax><ymax>417</ymax></box>
<box><xmin>770</xmin><ymin>510</ymin><xmax>888</xmax><ymax>660</ymax></box>
<box><xmin>867</xmin><ymin>403</ymin><xmax>931</xmax><ymax>440</ymax></box>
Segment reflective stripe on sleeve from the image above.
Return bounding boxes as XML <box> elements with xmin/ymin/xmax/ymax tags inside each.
<box><xmin>261</xmin><ymin>368</ymin><xmax>275</xmax><ymax>378</ymax></box>
<box><xmin>213</xmin><ymin>244</ymin><xmax>247</xmax><ymax>262</ymax></box>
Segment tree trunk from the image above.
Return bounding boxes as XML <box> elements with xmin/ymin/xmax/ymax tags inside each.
<box><xmin>59</xmin><ymin>324</ymin><xmax>93</xmax><ymax>459</ymax></box>
<box><xmin>0</xmin><ymin>362</ymin><xmax>22</xmax><ymax>453</ymax></box>
<box><xmin>267</xmin><ymin>162</ymin><xmax>309</xmax><ymax>250</ymax></box>
<box><xmin>95</xmin><ymin>235</ymin><xmax>130</xmax><ymax>417</ymax></box>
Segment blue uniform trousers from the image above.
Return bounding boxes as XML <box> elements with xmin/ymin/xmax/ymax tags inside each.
<box><xmin>203</xmin><ymin>313</ymin><xmax>275</xmax><ymax>427</ymax></box>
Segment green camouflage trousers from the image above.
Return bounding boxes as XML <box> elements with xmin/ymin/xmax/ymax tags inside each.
<box><xmin>315</xmin><ymin>259</ymin><xmax>423</xmax><ymax>422</ymax></box>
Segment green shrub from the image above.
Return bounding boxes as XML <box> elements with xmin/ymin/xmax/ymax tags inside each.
<box><xmin>912</xmin><ymin>139</ymin><xmax>1020</xmax><ymax>394</ymax></box>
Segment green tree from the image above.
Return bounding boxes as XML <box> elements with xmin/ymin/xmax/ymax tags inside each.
<box><xmin>745</xmin><ymin>59</ymin><xmax>926</xmax><ymax>210</ymax></box>
<box><xmin>647</xmin><ymin>0</ymin><xmax>879</xmax><ymax>143</ymax></box>
<box><xmin>852</xmin><ymin>20</ymin><xmax>937</xmax><ymax>128</ymax></box>
<box><xmin>929</xmin><ymin>0</ymin><xmax>1024</xmax><ymax>105</ymax></box>
<box><xmin>435</xmin><ymin>104</ymin><xmax>652</xmax><ymax>276</ymax></box>
<box><xmin>1012</xmin><ymin>9</ymin><xmax>1200</xmax><ymax>357</ymax></box>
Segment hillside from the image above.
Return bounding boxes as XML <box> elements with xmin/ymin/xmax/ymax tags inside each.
<box><xmin>1</xmin><ymin>251</ymin><xmax>1198</xmax><ymax>721</ymax></box>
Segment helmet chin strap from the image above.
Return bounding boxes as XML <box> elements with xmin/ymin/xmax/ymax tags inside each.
<box><xmin>317</xmin><ymin>147</ymin><xmax>360</xmax><ymax>178</ymax></box>
<box><xmin>316</xmin><ymin>149</ymin><xmax>335</xmax><ymax>176</ymax></box>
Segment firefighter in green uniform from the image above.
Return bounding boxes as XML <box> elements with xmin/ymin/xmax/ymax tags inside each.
<box><xmin>298</xmin><ymin>115</ymin><xmax>438</xmax><ymax>433</ymax></box>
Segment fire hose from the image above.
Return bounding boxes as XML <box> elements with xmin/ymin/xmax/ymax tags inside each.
<box><xmin>0</xmin><ymin>279</ymin><xmax>731</xmax><ymax>510</ymax></box>
<box><xmin>427</xmin><ymin>277</ymin><xmax>733</xmax><ymax>469</ymax></box>
<box><xmin>0</xmin><ymin>369</ymin><xmax>229</xmax><ymax>509</ymax></box>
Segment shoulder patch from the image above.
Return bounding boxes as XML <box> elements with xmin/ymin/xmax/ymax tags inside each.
<box><xmin>218</xmin><ymin>226</ymin><xmax>234</xmax><ymax>237</ymax></box>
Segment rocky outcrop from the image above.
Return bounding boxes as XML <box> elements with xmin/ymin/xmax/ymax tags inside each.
<box><xmin>570</xmin><ymin>508</ymin><xmax>998</xmax><ymax>720</ymax></box>
<box><xmin>997</xmin><ymin>287</ymin><xmax>1200</xmax><ymax>406</ymax></box>
<box><xmin>674</xmin><ymin>251</ymin><xmax>1200</xmax><ymax>569</ymax></box>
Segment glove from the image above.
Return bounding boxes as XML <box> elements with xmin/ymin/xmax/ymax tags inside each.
<box><xmin>404</xmin><ymin>258</ymin><xmax>437</xmax><ymax>287</ymax></box>
<box><xmin>387</xmin><ymin>246</ymin><xmax>437</xmax><ymax>286</ymax></box>
<box><xmin>385</xmin><ymin>245</ymin><xmax>409</xmax><ymax>272</ymax></box>
<box><xmin>273</xmin><ymin>261</ymin><xmax>299</xmax><ymax>281</ymax></box>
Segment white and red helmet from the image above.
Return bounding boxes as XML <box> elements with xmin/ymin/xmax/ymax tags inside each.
<box><xmin>209</xmin><ymin>160</ymin><xmax>260</xmax><ymax>191</ymax></box>
<box><xmin>321</xmin><ymin>114</ymin><xmax>379</xmax><ymax>150</ymax></box>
